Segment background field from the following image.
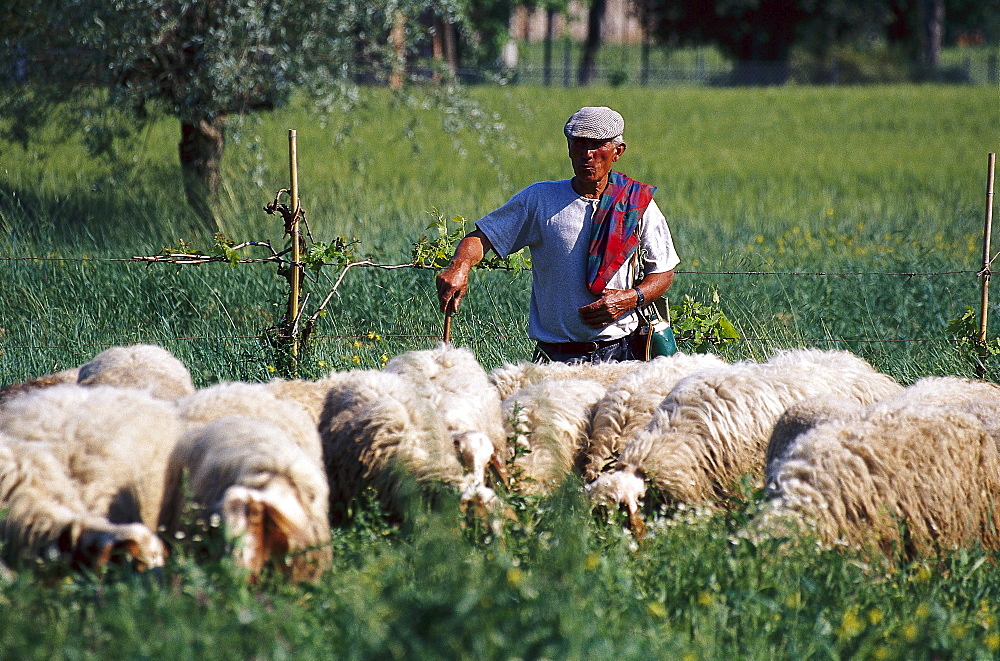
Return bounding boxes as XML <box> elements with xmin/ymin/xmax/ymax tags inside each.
<box><xmin>1</xmin><ymin>84</ymin><xmax>1000</xmax><ymax>658</ymax></box>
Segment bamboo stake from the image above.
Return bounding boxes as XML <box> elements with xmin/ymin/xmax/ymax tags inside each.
<box><xmin>980</xmin><ymin>152</ymin><xmax>995</xmax><ymax>346</ymax></box>
<box><xmin>976</xmin><ymin>153</ymin><xmax>996</xmax><ymax>379</ymax></box>
<box><xmin>288</xmin><ymin>129</ymin><xmax>301</xmax><ymax>362</ymax></box>
<box><xmin>443</xmin><ymin>310</ymin><xmax>453</xmax><ymax>344</ymax></box>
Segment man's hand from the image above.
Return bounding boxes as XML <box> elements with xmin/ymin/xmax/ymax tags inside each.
<box><xmin>578</xmin><ymin>288</ymin><xmax>637</xmax><ymax>328</ymax></box>
<box><xmin>435</xmin><ymin>229</ymin><xmax>492</xmax><ymax>313</ymax></box>
<box><xmin>436</xmin><ymin>264</ymin><xmax>469</xmax><ymax>314</ymax></box>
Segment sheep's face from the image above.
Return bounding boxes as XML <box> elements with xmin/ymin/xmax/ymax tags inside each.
<box><xmin>76</xmin><ymin>523</ymin><xmax>168</xmax><ymax>571</ymax></box>
<box><xmin>221</xmin><ymin>478</ymin><xmax>326</xmax><ymax>582</ymax></box>
<box><xmin>453</xmin><ymin>431</ymin><xmax>506</xmax><ymax>487</ymax></box>
<box><xmin>586</xmin><ymin>471</ymin><xmax>648</xmax><ymax>537</ymax></box>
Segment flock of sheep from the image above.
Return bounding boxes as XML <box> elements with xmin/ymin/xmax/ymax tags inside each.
<box><xmin>1</xmin><ymin>341</ymin><xmax>998</xmax><ymax>582</ymax></box>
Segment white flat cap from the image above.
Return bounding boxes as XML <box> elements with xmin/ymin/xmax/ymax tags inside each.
<box><xmin>563</xmin><ymin>106</ymin><xmax>624</xmax><ymax>140</ymax></box>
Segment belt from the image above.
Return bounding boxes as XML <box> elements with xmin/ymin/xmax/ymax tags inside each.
<box><xmin>535</xmin><ymin>337</ymin><xmax>626</xmax><ymax>354</ymax></box>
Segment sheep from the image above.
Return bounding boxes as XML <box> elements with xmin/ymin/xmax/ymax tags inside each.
<box><xmin>755</xmin><ymin>376</ymin><xmax>1000</xmax><ymax>555</ymax></box>
<box><xmin>76</xmin><ymin>344</ymin><xmax>196</xmax><ymax>400</ymax></box>
<box><xmin>0</xmin><ymin>385</ymin><xmax>183</xmax><ymax>569</ymax></box>
<box><xmin>321</xmin><ymin>344</ymin><xmax>507</xmax><ymax>521</ymax></box>
<box><xmin>583</xmin><ymin>353</ymin><xmax>729</xmax><ymax>482</ymax></box>
<box><xmin>502</xmin><ymin>378</ymin><xmax>608</xmax><ymax>495</ymax></box>
<box><xmin>160</xmin><ymin>416</ymin><xmax>332</xmax><ymax>582</ymax></box>
<box><xmin>176</xmin><ymin>381</ymin><xmax>323</xmax><ymax>465</ymax></box>
<box><xmin>0</xmin><ymin>367</ymin><xmax>80</xmax><ymax>408</ymax></box>
<box><xmin>489</xmin><ymin>359</ymin><xmax>645</xmax><ymax>402</ymax></box>
<box><xmin>264</xmin><ymin>372</ymin><xmax>350</xmax><ymax>425</ymax></box>
<box><xmin>587</xmin><ymin>349</ymin><xmax>903</xmax><ymax>534</ymax></box>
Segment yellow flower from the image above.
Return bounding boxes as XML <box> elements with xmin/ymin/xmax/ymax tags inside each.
<box><xmin>507</xmin><ymin>568</ymin><xmax>523</xmax><ymax>586</ymax></box>
<box><xmin>681</xmin><ymin>653</ymin><xmax>697</xmax><ymax>661</ymax></box>
<box><xmin>872</xmin><ymin>646</ymin><xmax>890</xmax><ymax>660</ymax></box>
<box><xmin>266</xmin><ymin>365</ymin><xmax>276</xmax><ymax>373</ymax></box>
<box><xmin>868</xmin><ymin>608</ymin><xmax>884</xmax><ymax>625</ymax></box>
<box><xmin>985</xmin><ymin>633</ymin><xmax>1000</xmax><ymax>651</ymax></box>
<box><xmin>825</xmin><ymin>207</ymin><xmax>834</xmax><ymax>217</ymax></box>
<box><xmin>368</xmin><ymin>331</ymin><xmax>381</xmax><ymax>341</ymax></box>
<box><xmin>785</xmin><ymin>592</ymin><xmax>802</xmax><ymax>610</ymax></box>
<box><xmin>697</xmin><ymin>591</ymin><xmax>713</xmax><ymax>607</ymax></box>
<box><xmin>837</xmin><ymin>609</ymin><xmax>863</xmax><ymax>639</ymax></box>
<box><xmin>317</xmin><ymin>361</ymin><xmax>326</xmax><ymax>367</ymax></box>
<box><xmin>949</xmin><ymin>623</ymin><xmax>967</xmax><ymax>639</ymax></box>
<box><xmin>352</xmin><ymin>356</ymin><xmax>361</xmax><ymax>364</ymax></box>
<box><xmin>902</xmin><ymin>623</ymin><xmax>918</xmax><ymax>641</ymax></box>
<box><xmin>352</xmin><ymin>340</ymin><xmax>363</xmax><ymax>348</ymax></box>
<box><xmin>755</xmin><ymin>235</ymin><xmax>764</xmax><ymax>244</ymax></box>
<box><xmin>646</xmin><ymin>601</ymin><xmax>667</xmax><ymax>619</ymax></box>
<box><xmin>584</xmin><ymin>552</ymin><xmax>599</xmax><ymax>572</ymax></box>
<box><xmin>381</xmin><ymin>354</ymin><xmax>389</xmax><ymax>363</ymax></box>
<box><xmin>915</xmin><ymin>603</ymin><xmax>930</xmax><ymax>620</ymax></box>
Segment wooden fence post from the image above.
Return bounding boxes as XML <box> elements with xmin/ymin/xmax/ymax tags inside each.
<box><xmin>287</xmin><ymin>129</ymin><xmax>302</xmax><ymax>372</ymax></box>
<box><xmin>978</xmin><ymin>152</ymin><xmax>996</xmax><ymax>378</ymax></box>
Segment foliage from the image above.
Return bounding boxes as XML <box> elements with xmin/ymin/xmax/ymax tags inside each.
<box><xmin>411</xmin><ymin>208</ymin><xmax>531</xmax><ymax>274</ymax></box>
<box><xmin>669</xmin><ymin>290</ymin><xmax>740</xmax><ymax>354</ymax></box>
<box><xmin>946</xmin><ymin>306</ymin><xmax>1000</xmax><ymax>375</ymax></box>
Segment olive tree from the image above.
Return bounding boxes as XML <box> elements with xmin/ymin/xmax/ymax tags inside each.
<box><xmin>0</xmin><ymin>0</ymin><xmax>452</xmax><ymax>224</ymax></box>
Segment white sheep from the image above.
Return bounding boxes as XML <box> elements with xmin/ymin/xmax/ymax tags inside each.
<box><xmin>587</xmin><ymin>349</ymin><xmax>903</xmax><ymax>534</ymax></box>
<box><xmin>76</xmin><ymin>344</ymin><xmax>196</xmax><ymax>400</ymax></box>
<box><xmin>0</xmin><ymin>385</ymin><xmax>183</xmax><ymax>569</ymax></box>
<box><xmin>756</xmin><ymin>376</ymin><xmax>1000</xmax><ymax>555</ymax></box>
<box><xmin>489</xmin><ymin>359</ymin><xmax>644</xmax><ymax>402</ymax></box>
<box><xmin>583</xmin><ymin>352</ymin><xmax>729</xmax><ymax>482</ymax></box>
<box><xmin>502</xmin><ymin>378</ymin><xmax>608</xmax><ymax>495</ymax></box>
<box><xmin>0</xmin><ymin>367</ymin><xmax>80</xmax><ymax>408</ymax></box>
<box><xmin>265</xmin><ymin>372</ymin><xmax>349</xmax><ymax>425</ymax></box>
<box><xmin>160</xmin><ymin>416</ymin><xmax>332</xmax><ymax>582</ymax></box>
<box><xmin>321</xmin><ymin>345</ymin><xmax>507</xmax><ymax>521</ymax></box>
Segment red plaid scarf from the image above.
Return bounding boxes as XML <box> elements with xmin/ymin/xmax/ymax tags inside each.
<box><xmin>585</xmin><ymin>170</ymin><xmax>657</xmax><ymax>295</ymax></box>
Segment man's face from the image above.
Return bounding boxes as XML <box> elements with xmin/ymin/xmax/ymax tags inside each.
<box><xmin>568</xmin><ymin>137</ymin><xmax>625</xmax><ymax>183</ymax></box>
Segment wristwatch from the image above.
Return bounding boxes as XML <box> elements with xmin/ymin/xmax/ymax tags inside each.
<box><xmin>633</xmin><ymin>287</ymin><xmax>645</xmax><ymax>309</ymax></box>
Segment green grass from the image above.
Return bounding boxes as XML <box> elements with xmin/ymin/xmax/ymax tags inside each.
<box><xmin>2</xmin><ymin>84</ymin><xmax>1000</xmax><ymax>658</ymax></box>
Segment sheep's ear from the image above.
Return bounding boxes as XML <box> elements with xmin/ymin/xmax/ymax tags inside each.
<box><xmin>222</xmin><ymin>480</ymin><xmax>311</xmax><ymax>580</ymax></box>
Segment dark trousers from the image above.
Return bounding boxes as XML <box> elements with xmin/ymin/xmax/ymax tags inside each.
<box><xmin>532</xmin><ymin>331</ymin><xmax>646</xmax><ymax>364</ymax></box>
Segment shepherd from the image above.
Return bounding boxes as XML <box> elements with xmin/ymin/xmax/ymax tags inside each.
<box><xmin>436</xmin><ymin>106</ymin><xmax>680</xmax><ymax>363</ymax></box>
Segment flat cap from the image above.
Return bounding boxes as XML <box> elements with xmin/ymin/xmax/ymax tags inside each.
<box><xmin>563</xmin><ymin>106</ymin><xmax>624</xmax><ymax>140</ymax></box>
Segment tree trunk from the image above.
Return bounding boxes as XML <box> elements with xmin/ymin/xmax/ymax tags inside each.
<box><xmin>543</xmin><ymin>7</ymin><xmax>555</xmax><ymax>87</ymax></box>
<box><xmin>390</xmin><ymin>9</ymin><xmax>406</xmax><ymax>90</ymax></box>
<box><xmin>578</xmin><ymin>0</ymin><xmax>607</xmax><ymax>85</ymax></box>
<box><xmin>922</xmin><ymin>0</ymin><xmax>943</xmax><ymax>70</ymax></box>
<box><xmin>179</xmin><ymin>116</ymin><xmax>225</xmax><ymax>227</ymax></box>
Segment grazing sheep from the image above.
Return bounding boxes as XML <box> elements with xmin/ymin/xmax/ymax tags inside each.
<box><xmin>265</xmin><ymin>373</ymin><xmax>349</xmax><ymax>425</ymax></box>
<box><xmin>160</xmin><ymin>416</ymin><xmax>331</xmax><ymax>582</ymax></box>
<box><xmin>0</xmin><ymin>385</ymin><xmax>183</xmax><ymax>569</ymax></box>
<box><xmin>176</xmin><ymin>381</ymin><xmax>322</xmax><ymax>465</ymax></box>
<box><xmin>321</xmin><ymin>345</ymin><xmax>507</xmax><ymax>521</ymax></box>
<box><xmin>77</xmin><ymin>344</ymin><xmax>196</xmax><ymax>400</ymax></box>
<box><xmin>489</xmin><ymin>359</ymin><xmax>644</xmax><ymax>402</ymax></box>
<box><xmin>583</xmin><ymin>353</ymin><xmax>729</xmax><ymax>482</ymax></box>
<box><xmin>502</xmin><ymin>378</ymin><xmax>607</xmax><ymax>495</ymax></box>
<box><xmin>0</xmin><ymin>368</ymin><xmax>80</xmax><ymax>408</ymax></box>
<box><xmin>755</xmin><ymin>376</ymin><xmax>1000</xmax><ymax>555</ymax></box>
<box><xmin>587</xmin><ymin>349</ymin><xmax>902</xmax><ymax>533</ymax></box>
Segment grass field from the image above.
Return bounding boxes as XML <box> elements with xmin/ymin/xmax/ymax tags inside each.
<box><xmin>1</xmin><ymin>84</ymin><xmax>1000</xmax><ymax>658</ymax></box>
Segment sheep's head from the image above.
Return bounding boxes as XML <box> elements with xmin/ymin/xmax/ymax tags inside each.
<box><xmin>221</xmin><ymin>477</ymin><xmax>329</xmax><ymax>583</ymax></box>
<box><xmin>586</xmin><ymin>471</ymin><xmax>648</xmax><ymax>538</ymax></box>
<box><xmin>453</xmin><ymin>430</ymin><xmax>507</xmax><ymax>488</ymax></box>
<box><xmin>76</xmin><ymin>522</ymin><xmax>168</xmax><ymax>571</ymax></box>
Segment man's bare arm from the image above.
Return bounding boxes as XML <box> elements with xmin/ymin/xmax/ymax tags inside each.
<box><xmin>435</xmin><ymin>229</ymin><xmax>494</xmax><ymax>313</ymax></box>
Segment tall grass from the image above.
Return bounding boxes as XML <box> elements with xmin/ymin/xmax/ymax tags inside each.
<box><xmin>2</xmin><ymin>84</ymin><xmax>1000</xmax><ymax>659</ymax></box>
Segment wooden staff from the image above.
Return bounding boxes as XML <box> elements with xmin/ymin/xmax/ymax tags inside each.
<box><xmin>288</xmin><ymin>129</ymin><xmax>301</xmax><ymax>346</ymax></box>
<box><xmin>980</xmin><ymin>152</ymin><xmax>996</xmax><ymax>347</ymax></box>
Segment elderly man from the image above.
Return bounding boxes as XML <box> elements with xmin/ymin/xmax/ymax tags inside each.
<box><xmin>436</xmin><ymin>106</ymin><xmax>679</xmax><ymax>364</ymax></box>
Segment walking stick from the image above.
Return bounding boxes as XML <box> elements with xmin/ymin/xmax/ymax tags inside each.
<box><xmin>443</xmin><ymin>310</ymin><xmax>453</xmax><ymax>344</ymax></box>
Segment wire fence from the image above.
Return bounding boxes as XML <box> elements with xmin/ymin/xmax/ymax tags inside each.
<box><xmin>1</xmin><ymin>253</ymin><xmax>986</xmax><ymax>352</ymax></box>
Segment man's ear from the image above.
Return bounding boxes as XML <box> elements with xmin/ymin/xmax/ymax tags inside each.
<box><xmin>614</xmin><ymin>142</ymin><xmax>626</xmax><ymax>160</ymax></box>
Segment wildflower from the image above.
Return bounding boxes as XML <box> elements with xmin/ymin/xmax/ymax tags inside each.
<box><xmin>681</xmin><ymin>653</ymin><xmax>697</xmax><ymax>661</ymax></box>
<box><xmin>317</xmin><ymin>361</ymin><xmax>326</xmax><ymax>368</ymax></box>
<box><xmin>266</xmin><ymin>365</ymin><xmax>276</xmax><ymax>373</ymax></box>
<box><xmin>826</xmin><ymin>208</ymin><xmax>834</xmax><ymax>217</ymax></box>
<box><xmin>507</xmin><ymin>568</ymin><xmax>523</xmax><ymax>586</ymax></box>
<box><xmin>352</xmin><ymin>340</ymin><xmax>362</xmax><ymax>348</ymax></box>
<box><xmin>985</xmin><ymin>633</ymin><xmax>1000</xmax><ymax>651</ymax></box>
<box><xmin>368</xmin><ymin>332</ymin><xmax>381</xmax><ymax>341</ymax></box>
<box><xmin>837</xmin><ymin>608</ymin><xmax>863</xmax><ymax>639</ymax></box>
<box><xmin>584</xmin><ymin>553</ymin><xmax>599</xmax><ymax>572</ymax></box>
<box><xmin>646</xmin><ymin>602</ymin><xmax>667</xmax><ymax>619</ymax></box>
<box><xmin>785</xmin><ymin>592</ymin><xmax>801</xmax><ymax>610</ymax></box>
<box><xmin>352</xmin><ymin>356</ymin><xmax>361</xmax><ymax>364</ymax></box>
<box><xmin>697</xmin><ymin>591</ymin><xmax>713</xmax><ymax>607</ymax></box>
<box><xmin>868</xmin><ymin>608</ymin><xmax>884</xmax><ymax>625</ymax></box>
<box><xmin>902</xmin><ymin>623</ymin><xmax>918</xmax><ymax>641</ymax></box>
<box><xmin>872</xmin><ymin>646</ymin><xmax>890</xmax><ymax>660</ymax></box>
<box><xmin>915</xmin><ymin>603</ymin><xmax>930</xmax><ymax>620</ymax></box>
<box><xmin>381</xmin><ymin>354</ymin><xmax>389</xmax><ymax>363</ymax></box>
<box><xmin>949</xmin><ymin>623</ymin><xmax>967</xmax><ymax>639</ymax></box>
